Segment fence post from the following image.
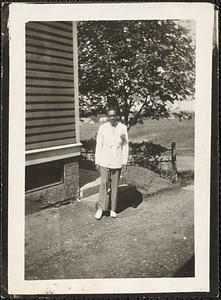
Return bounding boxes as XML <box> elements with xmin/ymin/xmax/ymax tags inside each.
<box><xmin>171</xmin><ymin>142</ymin><xmax>177</xmax><ymax>182</ymax></box>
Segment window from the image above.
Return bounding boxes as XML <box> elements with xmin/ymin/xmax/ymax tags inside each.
<box><xmin>25</xmin><ymin>160</ymin><xmax>64</xmax><ymax>192</ymax></box>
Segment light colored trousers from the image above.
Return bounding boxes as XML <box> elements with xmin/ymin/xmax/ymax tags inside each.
<box><xmin>98</xmin><ymin>166</ymin><xmax>121</xmax><ymax>212</ymax></box>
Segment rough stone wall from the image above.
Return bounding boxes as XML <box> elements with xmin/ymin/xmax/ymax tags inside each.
<box><xmin>25</xmin><ymin>159</ymin><xmax>79</xmax><ymax>214</ymax></box>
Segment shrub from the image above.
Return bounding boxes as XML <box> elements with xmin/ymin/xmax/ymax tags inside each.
<box><xmin>81</xmin><ymin>138</ymin><xmax>96</xmax><ymax>152</ymax></box>
<box><xmin>81</xmin><ymin>139</ymin><xmax>171</xmax><ymax>176</ymax></box>
<box><xmin>128</xmin><ymin>141</ymin><xmax>168</xmax><ymax>173</ymax></box>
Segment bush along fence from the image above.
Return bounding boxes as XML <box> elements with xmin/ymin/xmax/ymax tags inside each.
<box><xmin>80</xmin><ymin>139</ymin><xmax>177</xmax><ymax>182</ymax></box>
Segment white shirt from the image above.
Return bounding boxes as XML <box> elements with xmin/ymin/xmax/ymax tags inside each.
<box><xmin>95</xmin><ymin>122</ymin><xmax>129</xmax><ymax>169</ymax></box>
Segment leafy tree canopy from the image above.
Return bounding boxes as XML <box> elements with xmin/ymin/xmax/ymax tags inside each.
<box><xmin>78</xmin><ymin>20</ymin><xmax>195</xmax><ymax>130</ymax></box>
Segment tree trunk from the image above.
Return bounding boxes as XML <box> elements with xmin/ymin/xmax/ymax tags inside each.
<box><xmin>127</xmin><ymin>98</ymin><xmax>148</xmax><ymax>131</ymax></box>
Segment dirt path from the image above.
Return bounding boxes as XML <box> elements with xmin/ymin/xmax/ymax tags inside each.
<box><xmin>25</xmin><ymin>187</ymin><xmax>194</xmax><ymax>280</ymax></box>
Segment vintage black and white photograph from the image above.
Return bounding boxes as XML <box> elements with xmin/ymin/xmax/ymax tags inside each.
<box><xmin>25</xmin><ymin>18</ymin><xmax>196</xmax><ymax>280</ymax></box>
<box><xmin>4</xmin><ymin>2</ymin><xmax>215</xmax><ymax>295</ymax></box>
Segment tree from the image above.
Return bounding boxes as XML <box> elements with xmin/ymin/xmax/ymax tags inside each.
<box><xmin>77</xmin><ymin>20</ymin><xmax>195</xmax><ymax>130</ymax></box>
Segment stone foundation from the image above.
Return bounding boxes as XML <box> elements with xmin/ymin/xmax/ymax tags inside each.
<box><xmin>25</xmin><ymin>158</ymin><xmax>79</xmax><ymax>214</ymax></box>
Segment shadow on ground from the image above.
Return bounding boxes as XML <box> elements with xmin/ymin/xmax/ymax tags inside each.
<box><xmin>173</xmin><ymin>255</ymin><xmax>195</xmax><ymax>277</ymax></box>
<box><xmin>116</xmin><ymin>185</ymin><xmax>143</xmax><ymax>213</ymax></box>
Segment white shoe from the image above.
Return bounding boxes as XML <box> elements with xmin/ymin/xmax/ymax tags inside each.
<box><xmin>94</xmin><ymin>209</ymin><xmax>103</xmax><ymax>220</ymax></box>
<box><xmin>110</xmin><ymin>210</ymin><xmax>117</xmax><ymax>218</ymax></box>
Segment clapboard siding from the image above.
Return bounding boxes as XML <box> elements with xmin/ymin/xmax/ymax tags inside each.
<box><xmin>26</xmin><ymin>34</ymin><xmax>73</xmax><ymax>53</ymax></box>
<box><xmin>26</xmin><ymin>131</ymin><xmax>75</xmax><ymax>143</ymax></box>
<box><xmin>26</xmin><ymin>45</ymin><xmax>73</xmax><ymax>59</ymax></box>
<box><xmin>26</xmin><ymin>124</ymin><xmax>75</xmax><ymax>135</ymax></box>
<box><xmin>26</xmin><ymin>103</ymin><xmax>75</xmax><ymax>110</ymax></box>
<box><xmin>26</xmin><ymin>31</ymin><xmax>73</xmax><ymax>48</ymax></box>
<box><xmin>26</xmin><ymin>36</ymin><xmax>73</xmax><ymax>53</ymax></box>
<box><xmin>26</xmin><ymin>87</ymin><xmax>74</xmax><ymax>95</ymax></box>
<box><xmin>27</xmin><ymin>117</ymin><xmax>75</xmax><ymax>127</ymax></box>
<box><xmin>26</xmin><ymin>95</ymin><xmax>75</xmax><ymax>103</ymax></box>
<box><xmin>26</xmin><ymin>110</ymin><xmax>75</xmax><ymax>118</ymax></box>
<box><xmin>26</xmin><ymin>138</ymin><xmax>76</xmax><ymax>150</ymax></box>
<box><xmin>26</xmin><ymin>52</ymin><xmax>73</xmax><ymax>66</ymax></box>
<box><xmin>27</xmin><ymin>70</ymin><xmax>74</xmax><ymax>80</ymax></box>
<box><xmin>26</xmin><ymin>79</ymin><xmax>74</xmax><ymax>88</ymax></box>
<box><xmin>26</xmin><ymin>46</ymin><xmax>73</xmax><ymax>60</ymax></box>
<box><xmin>37</xmin><ymin>21</ymin><xmax>73</xmax><ymax>32</ymax></box>
<box><xmin>27</xmin><ymin>63</ymin><xmax>73</xmax><ymax>74</ymax></box>
<box><xmin>26</xmin><ymin>23</ymin><xmax>74</xmax><ymax>40</ymax></box>
<box><xmin>26</xmin><ymin>21</ymin><xmax>76</xmax><ymax>150</ymax></box>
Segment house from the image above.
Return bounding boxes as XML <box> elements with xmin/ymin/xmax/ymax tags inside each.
<box><xmin>25</xmin><ymin>21</ymin><xmax>81</xmax><ymax>208</ymax></box>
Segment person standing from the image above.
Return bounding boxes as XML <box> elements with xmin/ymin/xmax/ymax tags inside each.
<box><xmin>94</xmin><ymin>108</ymin><xmax>129</xmax><ymax>220</ymax></box>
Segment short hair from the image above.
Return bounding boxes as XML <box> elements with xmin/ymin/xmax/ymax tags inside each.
<box><xmin>107</xmin><ymin>107</ymin><xmax>118</xmax><ymax>115</ymax></box>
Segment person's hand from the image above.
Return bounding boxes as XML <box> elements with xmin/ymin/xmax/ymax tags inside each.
<box><xmin>96</xmin><ymin>164</ymin><xmax>100</xmax><ymax>172</ymax></box>
<box><xmin>121</xmin><ymin>164</ymin><xmax>127</xmax><ymax>175</ymax></box>
<box><xmin>120</xmin><ymin>133</ymin><xmax>126</xmax><ymax>143</ymax></box>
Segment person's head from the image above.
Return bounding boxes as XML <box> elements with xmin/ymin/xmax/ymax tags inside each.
<box><xmin>107</xmin><ymin>107</ymin><xmax>118</xmax><ymax>126</ymax></box>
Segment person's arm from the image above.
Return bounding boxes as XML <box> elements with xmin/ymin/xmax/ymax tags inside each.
<box><xmin>95</xmin><ymin>125</ymin><xmax>103</xmax><ymax>170</ymax></box>
<box><xmin>122</xmin><ymin>126</ymin><xmax>129</xmax><ymax>172</ymax></box>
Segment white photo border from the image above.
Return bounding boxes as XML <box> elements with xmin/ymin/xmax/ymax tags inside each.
<box><xmin>8</xmin><ymin>2</ymin><xmax>214</xmax><ymax>295</ymax></box>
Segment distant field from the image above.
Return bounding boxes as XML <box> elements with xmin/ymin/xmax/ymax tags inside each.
<box><xmin>80</xmin><ymin>118</ymin><xmax>194</xmax><ymax>156</ymax></box>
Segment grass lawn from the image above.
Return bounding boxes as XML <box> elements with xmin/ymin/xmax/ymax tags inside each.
<box><xmin>80</xmin><ymin>117</ymin><xmax>194</xmax><ymax>156</ymax></box>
